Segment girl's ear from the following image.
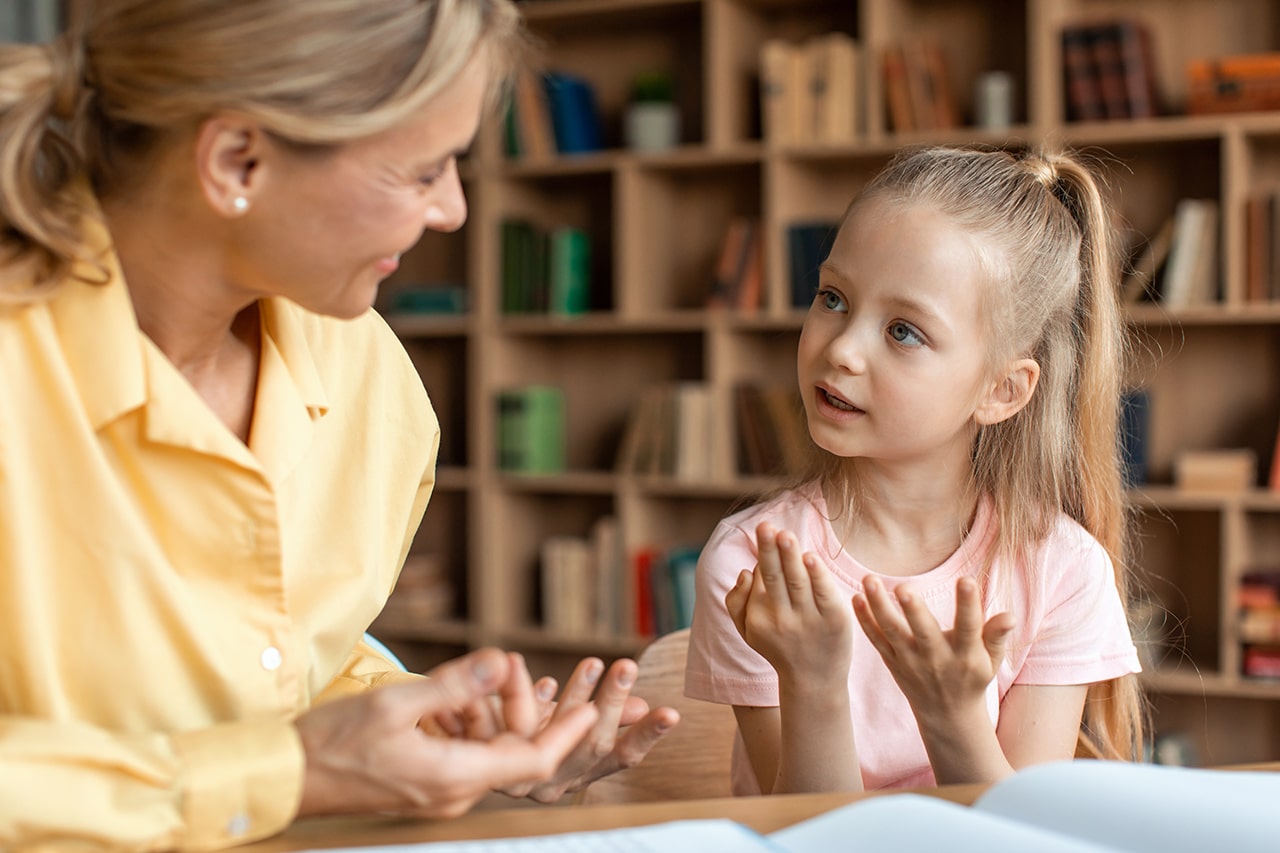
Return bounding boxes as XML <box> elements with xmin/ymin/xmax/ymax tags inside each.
<box><xmin>194</xmin><ymin>114</ymin><xmax>266</xmax><ymax>218</ymax></box>
<box><xmin>975</xmin><ymin>358</ymin><xmax>1040</xmax><ymax>426</ymax></box>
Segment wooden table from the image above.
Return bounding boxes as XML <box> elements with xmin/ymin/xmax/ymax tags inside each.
<box><xmin>242</xmin><ymin>784</ymin><xmax>987</xmax><ymax>851</ymax></box>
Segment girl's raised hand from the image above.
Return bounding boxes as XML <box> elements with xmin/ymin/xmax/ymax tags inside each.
<box><xmin>725</xmin><ymin>522</ymin><xmax>853</xmax><ymax>687</ymax></box>
<box><xmin>853</xmin><ymin>575</ymin><xmax>1014</xmax><ymax>724</ymax></box>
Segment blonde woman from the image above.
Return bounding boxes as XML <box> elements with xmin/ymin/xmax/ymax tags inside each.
<box><xmin>0</xmin><ymin>1</ymin><xmax>676</xmax><ymax>848</ymax></box>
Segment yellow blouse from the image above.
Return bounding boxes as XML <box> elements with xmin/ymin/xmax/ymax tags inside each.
<box><xmin>0</xmin><ymin>219</ymin><xmax>438</xmax><ymax>850</ymax></box>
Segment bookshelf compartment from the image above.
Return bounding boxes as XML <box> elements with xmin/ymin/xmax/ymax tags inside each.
<box><xmin>491</xmin><ymin>333</ymin><xmax>706</xmax><ymax>473</ymax></box>
<box><xmin>619</xmin><ymin>161</ymin><xmax>763</xmax><ymax>315</ymax></box>
<box><xmin>1064</xmin><ymin>0</ymin><xmax>1280</xmax><ymax>113</ymax></box>
<box><xmin>1131</xmin><ymin>505</ymin><xmax>1223</xmax><ymax>676</ymax></box>
<box><xmin>522</xmin><ymin>0</ymin><xmax>705</xmax><ymax>150</ymax></box>
<box><xmin>1129</xmin><ymin>324</ymin><xmax>1280</xmax><ymax>484</ymax></box>
<box><xmin>1104</xmin><ymin>138</ymin><xmax>1222</xmax><ymax>244</ymax></box>
<box><xmin>1148</xmin><ymin>692</ymin><xmax>1280</xmax><ymax>767</ymax></box>
<box><xmin>873</xmin><ymin>0</ymin><xmax>1029</xmax><ymax>131</ymax></box>
<box><xmin>709</xmin><ymin>0</ymin><xmax>860</xmax><ymax>145</ymax></box>
<box><xmin>495</xmin><ymin>172</ymin><xmax>616</xmax><ymax>315</ymax></box>
<box><xmin>486</xmin><ymin>490</ymin><xmax>617</xmax><ymax>633</ymax></box>
<box><xmin>402</xmin><ymin>337</ymin><xmax>470</xmax><ymax>468</ymax></box>
<box><xmin>621</xmin><ymin>491</ymin><xmax>744</xmax><ymax>554</ymax></box>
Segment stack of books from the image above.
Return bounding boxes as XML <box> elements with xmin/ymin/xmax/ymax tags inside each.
<box><xmin>1188</xmin><ymin>52</ymin><xmax>1280</xmax><ymax>115</ymax></box>
<box><xmin>1061</xmin><ymin>19</ymin><xmax>1160</xmax><ymax>121</ymax></box>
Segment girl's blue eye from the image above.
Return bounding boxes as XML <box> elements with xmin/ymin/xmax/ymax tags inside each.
<box><xmin>815</xmin><ymin>287</ymin><xmax>847</xmax><ymax>312</ymax></box>
<box><xmin>888</xmin><ymin>321</ymin><xmax>923</xmax><ymax>346</ymax></box>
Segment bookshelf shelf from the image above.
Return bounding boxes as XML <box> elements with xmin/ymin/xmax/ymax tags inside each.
<box><xmin>370</xmin><ymin>0</ymin><xmax>1280</xmax><ymax>767</ymax></box>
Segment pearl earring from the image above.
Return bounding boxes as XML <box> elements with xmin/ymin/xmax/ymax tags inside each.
<box><xmin>232</xmin><ymin>196</ymin><xmax>249</xmax><ymax>214</ymax></box>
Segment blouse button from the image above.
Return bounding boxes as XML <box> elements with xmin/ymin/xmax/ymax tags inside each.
<box><xmin>260</xmin><ymin>646</ymin><xmax>283</xmax><ymax>671</ymax></box>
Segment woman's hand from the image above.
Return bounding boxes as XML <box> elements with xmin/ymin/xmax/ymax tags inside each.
<box><xmin>294</xmin><ymin>648</ymin><xmax>599</xmax><ymax>819</ymax></box>
<box><xmin>854</xmin><ymin>575</ymin><xmax>1013</xmax><ymax>730</ymax></box>
<box><xmin>422</xmin><ymin>652</ymin><xmax>680</xmax><ymax>803</ymax></box>
<box><xmin>725</xmin><ymin>522</ymin><xmax>853</xmax><ymax>689</ymax></box>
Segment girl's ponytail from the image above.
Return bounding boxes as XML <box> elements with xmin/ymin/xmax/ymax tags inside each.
<box><xmin>1036</xmin><ymin>151</ymin><xmax>1146</xmax><ymax>760</ymax></box>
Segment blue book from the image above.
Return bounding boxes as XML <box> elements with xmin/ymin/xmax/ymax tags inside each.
<box><xmin>544</xmin><ymin>72</ymin><xmax>603</xmax><ymax>154</ymax></box>
<box><xmin>1120</xmin><ymin>388</ymin><xmax>1150</xmax><ymax>486</ymax></box>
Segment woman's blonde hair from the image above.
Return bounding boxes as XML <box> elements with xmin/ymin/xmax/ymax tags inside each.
<box><xmin>813</xmin><ymin>144</ymin><xmax>1145</xmax><ymax>762</ymax></box>
<box><xmin>0</xmin><ymin>0</ymin><xmax>525</xmax><ymax>300</ymax></box>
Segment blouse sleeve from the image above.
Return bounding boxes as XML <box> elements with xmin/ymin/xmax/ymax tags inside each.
<box><xmin>0</xmin><ymin>716</ymin><xmax>303</xmax><ymax>851</ymax></box>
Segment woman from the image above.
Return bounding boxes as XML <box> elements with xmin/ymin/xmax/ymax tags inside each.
<box><xmin>0</xmin><ymin>1</ymin><xmax>676</xmax><ymax>848</ymax></box>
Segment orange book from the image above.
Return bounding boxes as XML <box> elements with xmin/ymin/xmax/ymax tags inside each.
<box><xmin>882</xmin><ymin>43</ymin><xmax>915</xmax><ymax>133</ymax></box>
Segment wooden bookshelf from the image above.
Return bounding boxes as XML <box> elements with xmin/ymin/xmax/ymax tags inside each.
<box><xmin>372</xmin><ymin>0</ymin><xmax>1280</xmax><ymax>766</ymax></box>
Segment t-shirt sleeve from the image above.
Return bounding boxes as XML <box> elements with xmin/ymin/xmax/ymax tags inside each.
<box><xmin>684</xmin><ymin>520</ymin><xmax>781</xmax><ymax>708</ymax></box>
<box><xmin>1016</xmin><ymin>531</ymin><xmax>1142</xmax><ymax>686</ymax></box>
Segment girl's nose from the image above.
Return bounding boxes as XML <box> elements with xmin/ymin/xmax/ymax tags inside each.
<box><xmin>825</xmin><ymin>325</ymin><xmax>869</xmax><ymax>374</ymax></box>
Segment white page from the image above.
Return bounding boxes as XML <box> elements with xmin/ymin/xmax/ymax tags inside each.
<box><xmin>769</xmin><ymin>794</ymin><xmax>1110</xmax><ymax>852</ymax></box>
<box><xmin>973</xmin><ymin>760</ymin><xmax>1280</xmax><ymax>853</ymax></box>
<box><xmin>296</xmin><ymin>818</ymin><xmax>785</xmax><ymax>853</ymax></box>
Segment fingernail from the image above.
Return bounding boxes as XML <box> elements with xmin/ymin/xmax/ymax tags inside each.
<box><xmin>537</xmin><ymin>680</ymin><xmax>556</xmax><ymax>701</ymax></box>
<box><xmin>586</xmin><ymin>660</ymin><xmax>603</xmax><ymax>684</ymax></box>
<box><xmin>472</xmin><ymin>657</ymin><xmax>494</xmax><ymax>683</ymax></box>
<box><xmin>617</xmin><ymin>667</ymin><xmax>635</xmax><ymax>689</ymax></box>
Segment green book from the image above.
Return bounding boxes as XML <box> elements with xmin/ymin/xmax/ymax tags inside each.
<box><xmin>496</xmin><ymin>385</ymin><xmax>565</xmax><ymax>474</ymax></box>
<box><xmin>548</xmin><ymin>226</ymin><xmax>591</xmax><ymax>315</ymax></box>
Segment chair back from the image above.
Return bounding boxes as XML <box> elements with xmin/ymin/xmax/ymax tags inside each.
<box><xmin>581</xmin><ymin>628</ymin><xmax>737</xmax><ymax>803</ymax></box>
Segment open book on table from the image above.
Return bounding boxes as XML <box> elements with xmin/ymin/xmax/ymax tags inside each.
<box><xmin>304</xmin><ymin>760</ymin><xmax>1280</xmax><ymax>853</ymax></box>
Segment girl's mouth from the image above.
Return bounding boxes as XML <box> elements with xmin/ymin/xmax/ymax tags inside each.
<box><xmin>820</xmin><ymin>388</ymin><xmax>861</xmax><ymax>413</ymax></box>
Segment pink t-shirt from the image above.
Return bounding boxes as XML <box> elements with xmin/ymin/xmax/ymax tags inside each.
<box><xmin>684</xmin><ymin>483</ymin><xmax>1141</xmax><ymax>793</ymax></box>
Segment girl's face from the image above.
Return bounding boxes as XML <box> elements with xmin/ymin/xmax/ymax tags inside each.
<box><xmin>797</xmin><ymin>200</ymin><xmax>997</xmax><ymax>475</ymax></box>
<box><xmin>234</xmin><ymin>53</ymin><xmax>489</xmax><ymax>319</ymax></box>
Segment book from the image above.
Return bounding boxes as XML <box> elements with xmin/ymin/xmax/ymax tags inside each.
<box><xmin>787</xmin><ymin>222</ymin><xmax>839</xmax><ymax>308</ymax></box>
<box><xmin>496</xmin><ymin>385</ymin><xmax>566</xmax><ymax>475</ymax></box>
<box><xmin>809</xmin><ymin>32</ymin><xmax>860</xmax><ymax>142</ymax></box>
<box><xmin>1160</xmin><ymin>198</ymin><xmax>1218</xmax><ymax>309</ymax></box>
<box><xmin>1114</xmin><ymin>18</ymin><xmax>1159</xmax><ymax>119</ymax></box>
<box><xmin>759</xmin><ymin>39</ymin><xmax>806</xmax><ymax>145</ymax></box>
<box><xmin>1089</xmin><ymin>22</ymin><xmax>1131</xmax><ymax>120</ymax></box>
<box><xmin>1061</xmin><ymin>24</ymin><xmax>1105</xmax><ymax>122</ymax></box>
<box><xmin>540</xmin><ymin>534</ymin><xmax>594</xmax><ymax>636</ymax></box>
<box><xmin>881</xmin><ymin>42</ymin><xmax>915</xmax><ymax>133</ymax></box>
<box><xmin>511</xmin><ymin>67</ymin><xmax>556</xmax><ymax>161</ymax></box>
<box><xmin>1245</xmin><ymin>193</ymin><xmax>1272</xmax><ymax>303</ymax></box>
<box><xmin>1173</xmin><ymin>448</ymin><xmax>1257</xmax><ymax>492</ymax></box>
<box><xmin>707</xmin><ymin>217</ymin><xmax>758</xmax><ymax>310</ymax></box>
<box><xmin>769</xmin><ymin>761</ymin><xmax>1280</xmax><ymax>852</ymax></box>
<box><xmin>547</xmin><ymin>226</ymin><xmax>591</xmax><ymax>316</ymax></box>
<box><xmin>1270</xmin><ymin>412</ymin><xmax>1280</xmax><ymax>491</ymax></box>
<box><xmin>1119</xmin><ymin>388</ymin><xmax>1150</xmax><ymax>487</ymax></box>
<box><xmin>543</xmin><ymin>72</ymin><xmax>603</xmax><ymax>154</ymax></box>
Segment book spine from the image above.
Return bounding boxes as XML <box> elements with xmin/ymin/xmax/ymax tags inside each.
<box><xmin>1062</xmin><ymin>24</ymin><xmax>1105</xmax><ymax>121</ymax></box>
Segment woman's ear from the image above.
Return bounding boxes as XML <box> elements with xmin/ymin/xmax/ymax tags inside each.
<box><xmin>193</xmin><ymin>114</ymin><xmax>264</xmax><ymax>218</ymax></box>
<box><xmin>975</xmin><ymin>358</ymin><xmax>1040</xmax><ymax>426</ymax></box>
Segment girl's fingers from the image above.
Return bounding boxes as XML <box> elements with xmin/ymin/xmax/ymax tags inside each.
<box><xmin>951</xmin><ymin>577</ymin><xmax>984</xmax><ymax>648</ymax></box>
<box><xmin>776</xmin><ymin>530</ymin><xmax>813</xmax><ymax>607</ymax></box>
<box><xmin>982</xmin><ymin>612</ymin><xmax>1016</xmax><ymax>667</ymax></box>
<box><xmin>753</xmin><ymin>522</ymin><xmax>785</xmax><ymax>595</ymax></box>
<box><xmin>805</xmin><ymin>552</ymin><xmax>842</xmax><ymax>613</ymax></box>
<box><xmin>862</xmin><ymin>576</ymin><xmax>911</xmax><ymax>641</ymax></box>
<box><xmin>853</xmin><ymin>593</ymin><xmax>894</xmax><ymax>660</ymax></box>
<box><xmin>725</xmin><ymin>569</ymin><xmax>752</xmax><ymax>638</ymax></box>
<box><xmin>895</xmin><ymin>584</ymin><xmax>944</xmax><ymax>654</ymax></box>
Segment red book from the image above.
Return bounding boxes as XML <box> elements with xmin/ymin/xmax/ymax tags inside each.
<box><xmin>1089</xmin><ymin>22</ymin><xmax>1130</xmax><ymax>120</ymax></box>
<box><xmin>631</xmin><ymin>546</ymin><xmax>658</xmax><ymax>637</ymax></box>
<box><xmin>1062</xmin><ymin>24</ymin><xmax>1105</xmax><ymax>121</ymax></box>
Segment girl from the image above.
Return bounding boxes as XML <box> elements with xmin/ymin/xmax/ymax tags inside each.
<box><xmin>685</xmin><ymin>145</ymin><xmax>1145</xmax><ymax>795</ymax></box>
